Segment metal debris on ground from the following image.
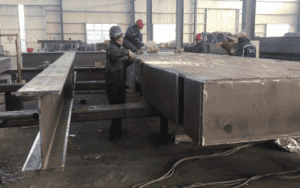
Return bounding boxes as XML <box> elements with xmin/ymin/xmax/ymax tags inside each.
<box><xmin>0</xmin><ymin>166</ymin><xmax>24</xmax><ymax>187</ymax></box>
<box><xmin>69</xmin><ymin>134</ymin><xmax>76</xmax><ymax>137</ymax></box>
<box><xmin>174</xmin><ymin>132</ymin><xmax>192</xmax><ymax>144</ymax></box>
<box><xmin>275</xmin><ymin>137</ymin><xmax>300</xmax><ymax>153</ymax></box>
<box><xmin>95</xmin><ymin>155</ymin><xmax>101</xmax><ymax>160</ymax></box>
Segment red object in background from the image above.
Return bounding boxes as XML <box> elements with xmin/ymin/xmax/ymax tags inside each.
<box><xmin>27</xmin><ymin>48</ymin><xmax>33</xmax><ymax>53</ymax></box>
<box><xmin>137</xmin><ymin>19</ymin><xmax>143</xmax><ymax>29</ymax></box>
<box><xmin>196</xmin><ymin>34</ymin><xmax>202</xmax><ymax>40</ymax></box>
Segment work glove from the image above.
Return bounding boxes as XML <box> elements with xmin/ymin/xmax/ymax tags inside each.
<box><xmin>136</xmin><ymin>49</ymin><xmax>143</xmax><ymax>55</ymax></box>
<box><xmin>128</xmin><ymin>50</ymin><xmax>137</xmax><ymax>61</ymax></box>
<box><xmin>220</xmin><ymin>40</ymin><xmax>232</xmax><ymax>55</ymax></box>
<box><xmin>141</xmin><ymin>46</ymin><xmax>147</xmax><ymax>50</ymax></box>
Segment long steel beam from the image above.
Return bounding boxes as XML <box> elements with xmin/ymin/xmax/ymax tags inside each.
<box><xmin>17</xmin><ymin>52</ymin><xmax>76</xmax><ymax>171</ymax></box>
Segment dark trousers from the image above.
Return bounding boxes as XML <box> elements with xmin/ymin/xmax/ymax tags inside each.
<box><xmin>106</xmin><ymin>85</ymin><xmax>126</xmax><ymax>139</ymax></box>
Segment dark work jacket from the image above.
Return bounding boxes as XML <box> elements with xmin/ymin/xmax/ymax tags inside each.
<box><xmin>237</xmin><ymin>37</ymin><xmax>253</xmax><ymax>56</ymax></box>
<box><xmin>105</xmin><ymin>42</ymin><xmax>134</xmax><ymax>88</ymax></box>
<box><xmin>184</xmin><ymin>42</ymin><xmax>207</xmax><ymax>53</ymax></box>
<box><xmin>123</xmin><ymin>25</ymin><xmax>144</xmax><ymax>52</ymax></box>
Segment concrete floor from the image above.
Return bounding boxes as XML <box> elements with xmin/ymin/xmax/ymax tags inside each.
<box><xmin>1</xmin><ymin>91</ymin><xmax>300</xmax><ymax>188</ymax></box>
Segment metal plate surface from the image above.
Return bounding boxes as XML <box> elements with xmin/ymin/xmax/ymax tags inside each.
<box><xmin>201</xmin><ymin>78</ymin><xmax>300</xmax><ymax>146</ymax></box>
<box><xmin>142</xmin><ymin>65</ymin><xmax>179</xmax><ymax>125</ymax></box>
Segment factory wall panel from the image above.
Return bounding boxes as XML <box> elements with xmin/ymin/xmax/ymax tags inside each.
<box><xmin>64</xmin><ymin>24</ymin><xmax>85</xmax><ymax>34</ymax></box>
<box><xmin>24</xmin><ymin>5</ymin><xmax>44</xmax><ymax>16</ymax></box>
<box><xmin>197</xmin><ymin>1</ymin><xmax>242</xmax><ymax>9</ymax></box>
<box><xmin>1</xmin><ymin>30</ymin><xmax>20</xmax><ymax>56</ymax></box>
<box><xmin>255</xmin><ymin>24</ymin><xmax>266</xmax><ymax>34</ymax></box>
<box><xmin>0</xmin><ymin>0</ymin><xmax>59</xmax><ymax>5</ymax></box>
<box><xmin>47</xmin><ymin>34</ymin><xmax>62</xmax><ymax>40</ymax></box>
<box><xmin>153</xmin><ymin>0</ymin><xmax>176</xmax><ymax>13</ymax></box>
<box><xmin>85</xmin><ymin>12</ymin><xmax>110</xmax><ymax>23</ymax></box>
<box><xmin>45</xmin><ymin>5</ymin><xmax>60</xmax><ymax>11</ymax></box>
<box><xmin>64</xmin><ymin>34</ymin><xmax>85</xmax><ymax>41</ymax></box>
<box><xmin>196</xmin><ymin>24</ymin><xmax>205</xmax><ymax>33</ymax></box>
<box><xmin>63</xmin><ymin>12</ymin><xmax>87</xmax><ymax>23</ymax></box>
<box><xmin>135</xmin><ymin>0</ymin><xmax>146</xmax><ymax>12</ymax></box>
<box><xmin>183</xmin><ymin>34</ymin><xmax>192</xmax><ymax>44</ymax></box>
<box><xmin>197</xmin><ymin>8</ymin><xmax>206</xmax><ymax>14</ymax></box>
<box><xmin>184</xmin><ymin>25</ymin><xmax>193</xmax><ymax>33</ymax></box>
<box><xmin>25</xmin><ymin>17</ymin><xmax>45</xmax><ymax>30</ymax></box>
<box><xmin>0</xmin><ymin>17</ymin><xmax>20</xmax><ymax>29</ymax></box>
<box><xmin>46</xmin><ymin>23</ymin><xmax>61</xmax><ymax>34</ymax></box>
<box><xmin>135</xmin><ymin>13</ymin><xmax>147</xmax><ymax>23</ymax></box>
<box><xmin>256</xmin><ymin>2</ymin><xmax>298</xmax><ymax>15</ymax></box>
<box><xmin>25</xmin><ymin>30</ymin><xmax>44</xmax><ymax>42</ymax></box>
<box><xmin>255</xmin><ymin>14</ymin><xmax>297</xmax><ymax>25</ymax></box>
<box><xmin>0</xmin><ymin>5</ymin><xmax>18</xmax><ymax>16</ymax></box>
<box><xmin>184</xmin><ymin>13</ymin><xmax>193</xmax><ymax>24</ymax></box>
<box><xmin>46</xmin><ymin>10</ymin><xmax>60</xmax><ymax>22</ymax></box>
<box><xmin>207</xmin><ymin>9</ymin><xmax>222</xmax><ymax>32</ymax></box>
<box><xmin>196</xmin><ymin>13</ymin><xmax>206</xmax><ymax>24</ymax></box>
<box><xmin>62</xmin><ymin>0</ymin><xmax>130</xmax><ymax>12</ymax></box>
<box><xmin>24</xmin><ymin>5</ymin><xmax>47</xmax><ymax>52</ymax></box>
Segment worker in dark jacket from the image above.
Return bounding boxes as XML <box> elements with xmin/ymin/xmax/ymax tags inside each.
<box><xmin>183</xmin><ymin>34</ymin><xmax>207</xmax><ymax>53</ymax></box>
<box><xmin>123</xmin><ymin>19</ymin><xmax>145</xmax><ymax>55</ymax></box>
<box><xmin>221</xmin><ymin>31</ymin><xmax>256</xmax><ymax>57</ymax></box>
<box><xmin>105</xmin><ymin>25</ymin><xmax>143</xmax><ymax>140</ymax></box>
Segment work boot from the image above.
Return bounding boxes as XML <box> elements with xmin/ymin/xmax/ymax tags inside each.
<box><xmin>109</xmin><ymin>119</ymin><xmax>122</xmax><ymax>140</ymax></box>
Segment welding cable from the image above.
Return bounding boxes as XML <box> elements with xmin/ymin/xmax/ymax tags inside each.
<box><xmin>184</xmin><ymin>163</ymin><xmax>300</xmax><ymax>188</ymax></box>
<box><xmin>131</xmin><ymin>143</ymin><xmax>254</xmax><ymax>188</ymax></box>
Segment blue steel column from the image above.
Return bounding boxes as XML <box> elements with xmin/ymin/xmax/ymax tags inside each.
<box><xmin>130</xmin><ymin>0</ymin><xmax>135</xmax><ymax>26</ymax></box>
<box><xmin>242</xmin><ymin>0</ymin><xmax>256</xmax><ymax>40</ymax></box>
<box><xmin>147</xmin><ymin>0</ymin><xmax>153</xmax><ymax>41</ymax></box>
<box><xmin>176</xmin><ymin>0</ymin><xmax>184</xmax><ymax>49</ymax></box>
<box><xmin>60</xmin><ymin>0</ymin><xmax>64</xmax><ymax>40</ymax></box>
<box><xmin>194</xmin><ymin>0</ymin><xmax>197</xmax><ymax>45</ymax></box>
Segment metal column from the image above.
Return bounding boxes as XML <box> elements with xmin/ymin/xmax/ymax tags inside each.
<box><xmin>242</xmin><ymin>0</ymin><xmax>256</xmax><ymax>40</ymax></box>
<box><xmin>147</xmin><ymin>0</ymin><xmax>153</xmax><ymax>41</ymax></box>
<box><xmin>176</xmin><ymin>0</ymin><xmax>184</xmax><ymax>49</ymax></box>
<box><xmin>130</xmin><ymin>0</ymin><xmax>135</xmax><ymax>26</ymax></box>
<box><xmin>60</xmin><ymin>0</ymin><xmax>64</xmax><ymax>40</ymax></box>
<box><xmin>194</xmin><ymin>0</ymin><xmax>197</xmax><ymax>45</ymax></box>
<box><xmin>297</xmin><ymin>0</ymin><xmax>300</xmax><ymax>32</ymax></box>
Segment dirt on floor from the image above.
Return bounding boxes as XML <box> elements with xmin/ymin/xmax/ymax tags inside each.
<box><xmin>1</xmin><ymin>91</ymin><xmax>300</xmax><ymax>188</ymax></box>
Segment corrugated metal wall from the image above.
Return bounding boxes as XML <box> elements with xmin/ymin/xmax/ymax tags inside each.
<box><xmin>0</xmin><ymin>5</ymin><xmax>20</xmax><ymax>56</ymax></box>
<box><xmin>24</xmin><ymin>5</ymin><xmax>47</xmax><ymax>52</ymax></box>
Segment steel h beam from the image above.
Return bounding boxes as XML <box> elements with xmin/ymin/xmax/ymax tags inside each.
<box><xmin>147</xmin><ymin>0</ymin><xmax>153</xmax><ymax>41</ymax></box>
<box><xmin>176</xmin><ymin>0</ymin><xmax>184</xmax><ymax>49</ymax></box>
<box><xmin>60</xmin><ymin>0</ymin><xmax>64</xmax><ymax>40</ymax></box>
<box><xmin>130</xmin><ymin>0</ymin><xmax>135</xmax><ymax>26</ymax></box>
<box><xmin>17</xmin><ymin>52</ymin><xmax>76</xmax><ymax>171</ymax></box>
<box><xmin>242</xmin><ymin>0</ymin><xmax>256</xmax><ymax>40</ymax></box>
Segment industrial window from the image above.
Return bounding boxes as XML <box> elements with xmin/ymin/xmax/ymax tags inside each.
<box><xmin>86</xmin><ymin>24</ymin><xmax>117</xmax><ymax>44</ymax></box>
<box><xmin>266</xmin><ymin>24</ymin><xmax>290</xmax><ymax>37</ymax></box>
<box><xmin>18</xmin><ymin>5</ymin><xmax>26</xmax><ymax>53</ymax></box>
<box><xmin>153</xmin><ymin>24</ymin><xmax>176</xmax><ymax>43</ymax></box>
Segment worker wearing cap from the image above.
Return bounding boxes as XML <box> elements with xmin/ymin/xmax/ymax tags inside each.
<box><xmin>105</xmin><ymin>25</ymin><xmax>143</xmax><ymax>141</ymax></box>
<box><xmin>183</xmin><ymin>34</ymin><xmax>207</xmax><ymax>53</ymax></box>
<box><xmin>123</xmin><ymin>19</ymin><xmax>145</xmax><ymax>55</ymax></box>
<box><xmin>221</xmin><ymin>31</ymin><xmax>256</xmax><ymax>57</ymax></box>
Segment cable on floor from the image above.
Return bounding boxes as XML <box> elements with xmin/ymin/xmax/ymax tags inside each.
<box><xmin>132</xmin><ymin>141</ymin><xmax>300</xmax><ymax>188</ymax></box>
<box><xmin>131</xmin><ymin>143</ymin><xmax>254</xmax><ymax>188</ymax></box>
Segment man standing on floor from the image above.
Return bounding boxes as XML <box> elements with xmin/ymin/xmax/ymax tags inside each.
<box><xmin>105</xmin><ymin>25</ymin><xmax>144</xmax><ymax>141</ymax></box>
